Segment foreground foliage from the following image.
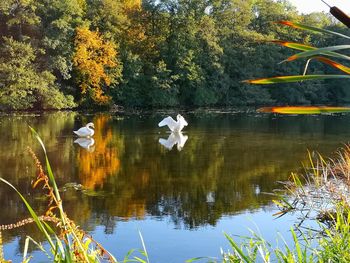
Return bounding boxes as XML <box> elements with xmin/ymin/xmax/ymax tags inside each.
<box><xmin>247</xmin><ymin>21</ymin><xmax>350</xmax><ymax>91</ymax></box>
<box><xmin>209</xmin><ymin>147</ymin><xmax>350</xmax><ymax>262</ymax></box>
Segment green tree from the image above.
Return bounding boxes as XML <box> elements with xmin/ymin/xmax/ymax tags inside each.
<box><xmin>0</xmin><ymin>37</ymin><xmax>75</xmax><ymax>110</ymax></box>
<box><xmin>36</xmin><ymin>0</ymin><xmax>85</xmax><ymax>80</ymax></box>
<box><xmin>148</xmin><ymin>60</ymin><xmax>179</xmax><ymax>107</ymax></box>
<box><xmin>0</xmin><ymin>0</ymin><xmax>40</xmax><ymax>40</ymax></box>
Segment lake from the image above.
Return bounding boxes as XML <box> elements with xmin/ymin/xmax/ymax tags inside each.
<box><xmin>0</xmin><ymin>110</ymin><xmax>349</xmax><ymax>262</ymax></box>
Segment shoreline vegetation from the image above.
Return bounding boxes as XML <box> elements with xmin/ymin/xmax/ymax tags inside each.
<box><xmin>216</xmin><ymin>147</ymin><xmax>350</xmax><ymax>262</ymax></box>
<box><xmin>1</xmin><ymin>0</ymin><xmax>350</xmax><ymax>111</ymax></box>
<box><xmin>1</xmin><ymin>129</ymin><xmax>350</xmax><ymax>262</ymax></box>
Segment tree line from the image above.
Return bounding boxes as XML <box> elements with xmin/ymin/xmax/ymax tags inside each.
<box><xmin>0</xmin><ymin>0</ymin><xmax>348</xmax><ymax>110</ymax></box>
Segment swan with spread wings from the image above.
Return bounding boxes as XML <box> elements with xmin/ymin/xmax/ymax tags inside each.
<box><xmin>158</xmin><ymin>114</ymin><xmax>188</xmax><ymax>132</ymax></box>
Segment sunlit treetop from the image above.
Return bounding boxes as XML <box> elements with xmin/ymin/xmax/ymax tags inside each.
<box><xmin>73</xmin><ymin>27</ymin><xmax>119</xmax><ymax>105</ymax></box>
<box><xmin>122</xmin><ymin>0</ymin><xmax>141</xmax><ymax>10</ymax></box>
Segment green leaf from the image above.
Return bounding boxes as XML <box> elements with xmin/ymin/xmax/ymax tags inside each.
<box><xmin>284</xmin><ymin>45</ymin><xmax>350</xmax><ymax>62</ymax></box>
<box><xmin>224</xmin><ymin>233</ymin><xmax>253</xmax><ymax>263</ymax></box>
<box><xmin>138</xmin><ymin>231</ymin><xmax>150</xmax><ymax>263</ymax></box>
<box><xmin>244</xmin><ymin>74</ymin><xmax>350</xmax><ymax>84</ymax></box>
<box><xmin>186</xmin><ymin>257</ymin><xmax>213</xmax><ymax>262</ymax></box>
<box><xmin>291</xmin><ymin>228</ymin><xmax>303</xmax><ymax>263</ymax></box>
<box><xmin>314</xmin><ymin>56</ymin><xmax>350</xmax><ymax>74</ymax></box>
<box><xmin>133</xmin><ymin>257</ymin><xmax>147</xmax><ymax>263</ymax></box>
<box><xmin>0</xmin><ymin>178</ymin><xmax>57</xmax><ymax>251</ymax></box>
<box><xmin>271</xmin><ymin>41</ymin><xmax>316</xmax><ymax>51</ymax></box>
<box><xmin>124</xmin><ymin>249</ymin><xmax>136</xmax><ymax>262</ymax></box>
<box><xmin>278</xmin><ymin>21</ymin><xmax>350</xmax><ymax>40</ymax></box>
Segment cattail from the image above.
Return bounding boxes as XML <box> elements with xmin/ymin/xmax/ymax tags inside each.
<box><xmin>321</xmin><ymin>0</ymin><xmax>350</xmax><ymax>28</ymax></box>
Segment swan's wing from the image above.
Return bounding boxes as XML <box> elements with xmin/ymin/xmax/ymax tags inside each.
<box><xmin>158</xmin><ymin>116</ymin><xmax>177</xmax><ymax>132</ymax></box>
<box><xmin>73</xmin><ymin>127</ymin><xmax>91</xmax><ymax>137</ymax></box>
<box><xmin>179</xmin><ymin>116</ymin><xmax>188</xmax><ymax>127</ymax></box>
<box><xmin>159</xmin><ymin>133</ymin><xmax>177</xmax><ymax>150</ymax></box>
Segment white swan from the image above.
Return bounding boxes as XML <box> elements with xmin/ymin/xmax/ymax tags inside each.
<box><xmin>158</xmin><ymin>114</ymin><xmax>188</xmax><ymax>132</ymax></box>
<box><xmin>73</xmin><ymin>122</ymin><xmax>95</xmax><ymax>137</ymax></box>
<box><xmin>159</xmin><ymin>132</ymin><xmax>188</xmax><ymax>151</ymax></box>
<box><xmin>74</xmin><ymin>138</ymin><xmax>95</xmax><ymax>152</ymax></box>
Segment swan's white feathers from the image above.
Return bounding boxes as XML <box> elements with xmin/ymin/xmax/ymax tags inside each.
<box><xmin>158</xmin><ymin>114</ymin><xmax>187</xmax><ymax>132</ymax></box>
<box><xmin>73</xmin><ymin>123</ymin><xmax>95</xmax><ymax>137</ymax></box>
<box><xmin>158</xmin><ymin>116</ymin><xmax>177</xmax><ymax>131</ymax></box>
<box><xmin>178</xmin><ymin>115</ymin><xmax>188</xmax><ymax>127</ymax></box>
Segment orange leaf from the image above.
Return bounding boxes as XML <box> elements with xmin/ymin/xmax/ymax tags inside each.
<box><xmin>315</xmin><ymin>56</ymin><xmax>350</xmax><ymax>74</ymax></box>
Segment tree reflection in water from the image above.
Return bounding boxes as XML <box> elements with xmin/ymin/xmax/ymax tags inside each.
<box><xmin>76</xmin><ymin>115</ymin><xmax>121</xmax><ymax>189</ymax></box>
<box><xmin>0</xmin><ymin>111</ymin><xmax>348</xmax><ymax>247</ymax></box>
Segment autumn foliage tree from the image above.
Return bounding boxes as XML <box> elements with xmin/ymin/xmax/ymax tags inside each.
<box><xmin>0</xmin><ymin>0</ymin><xmax>348</xmax><ymax>110</ymax></box>
<box><xmin>73</xmin><ymin>26</ymin><xmax>121</xmax><ymax>105</ymax></box>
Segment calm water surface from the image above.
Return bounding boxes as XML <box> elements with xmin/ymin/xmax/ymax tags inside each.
<box><xmin>0</xmin><ymin>111</ymin><xmax>349</xmax><ymax>262</ymax></box>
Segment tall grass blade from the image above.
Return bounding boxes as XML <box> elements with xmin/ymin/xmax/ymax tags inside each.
<box><xmin>24</xmin><ymin>236</ymin><xmax>51</xmax><ymax>261</ymax></box>
<box><xmin>271</xmin><ymin>41</ymin><xmax>316</xmax><ymax>51</ymax></box>
<box><xmin>224</xmin><ymin>233</ymin><xmax>253</xmax><ymax>263</ymax></box>
<box><xmin>278</xmin><ymin>21</ymin><xmax>350</xmax><ymax>40</ymax></box>
<box><xmin>186</xmin><ymin>257</ymin><xmax>216</xmax><ymax>262</ymax></box>
<box><xmin>29</xmin><ymin>127</ymin><xmax>62</xmax><ymax>207</ymax></box>
<box><xmin>133</xmin><ymin>257</ymin><xmax>147</xmax><ymax>263</ymax></box>
<box><xmin>0</xmin><ymin>178</ymin><xmax>57</xmax><ymax>251</ymax></box>
<box><xmin>244</xmin><ymin>74</ymin><xmax>350</xmax><ymax>84</ymax></box>
<box><xmin>272</xmin><ymin>42</ymin><xmax>348</xmax><ymax>65</ymax></box>
<box><xmin>123</xmin><ymin>249</ymin><xmax>136</xmax><ymax>262</ymax></box>
<box><xmin>139</xmin><ymin>231</ymin><xmax>150</xmax><ymax>263</ymax></box>
<box><xmin>23</xmin><ymin>236</ymin><xmax>31</xmax><ymax>263</ymax></box>
<box><xmin>291</xmin><ymin>228</ymin><xmax>303</xmax><ymax>263</ymax></box>
<box><xmin>284</xmin><ymin>45</ymin><xmax>350</xmax><ymax>62</ymax></box>
<box><xmin>29</xmin><ymin>126</ymin><xmax>93</xmax><ymax>262</ymax></box>
<box><xmin>315</xmin><ymin>56</ymin><xmax>350</xmax><ymax>74</ymax></box>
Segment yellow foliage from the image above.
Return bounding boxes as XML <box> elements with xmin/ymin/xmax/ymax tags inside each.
<box><xmin>76</xmin><ymin>0</ymin><xmax>87</xmax><ymax>10</ymax></box>
<box><xmin>123</xmin><ymin>0</ymin><xmax>141</xmax><ymax>11</ymax></box>
<box><xmin>73</xmin><ymin>27</ymin><xmax>118</xmax><ymax>104</ymax></box>
<box><xmin>121</xmin><ymin>0</ymin><xmax>148</xmax><ymax>56</ymax></box>
<box><xmin>77</xmin><ymin>115</ymin><xmax>120</xmax><ymax>189</ymax></box>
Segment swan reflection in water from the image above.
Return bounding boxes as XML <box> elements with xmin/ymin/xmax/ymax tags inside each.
<box><xmin>74</xmin><ymin>137</ymin><xmax>95</xmax><ymax>152</ymax></box>
<box><xmin>159</xmin><ymin>132</ymin><xmax>188</xmax><ymax>151</ymax></box>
